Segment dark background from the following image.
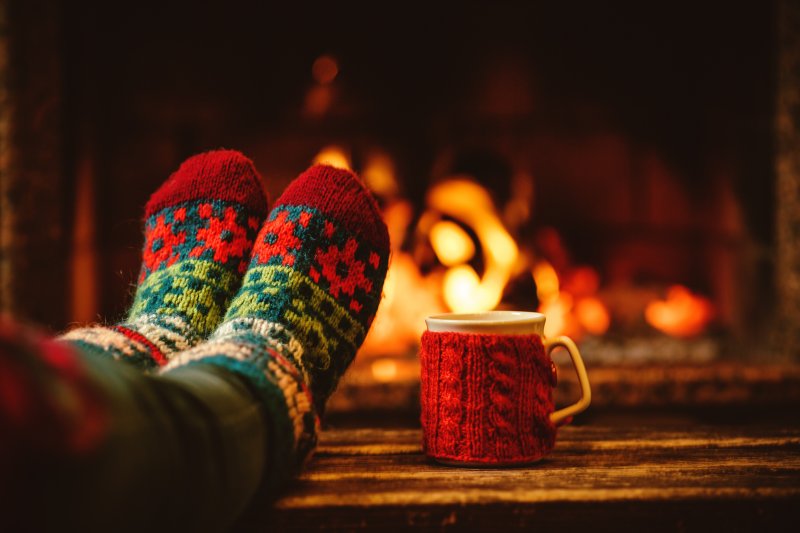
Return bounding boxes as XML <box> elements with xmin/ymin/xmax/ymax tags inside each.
<box><xmin>4</xmin><ymin>1</ymin><xmax>777</xmax><ymax>331</ymax></box>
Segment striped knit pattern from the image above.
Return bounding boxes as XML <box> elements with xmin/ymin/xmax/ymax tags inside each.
<box><xmin>60</xmin><ymin>150</ymin><xmax>268</xmax><ymax>370</ymax></box>
<box><xmin>163</xmin><ymin>164</ymin><xmax>390</xmax><ymax>493</ymax></box>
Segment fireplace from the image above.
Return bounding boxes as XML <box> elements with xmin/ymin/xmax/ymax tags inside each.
<box><xmin>1</xmin><ymin>1</ymin><xmax>798</xmax><ymax>411</ymax></box>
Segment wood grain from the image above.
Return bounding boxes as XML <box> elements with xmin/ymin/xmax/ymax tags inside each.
<box><xmin>235</xmin><ymin>413</ymin><xmax>800</xmax><ymax>531</ymax></box>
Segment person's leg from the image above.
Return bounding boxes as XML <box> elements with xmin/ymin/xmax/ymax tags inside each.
<box><xmin>1</xmin><ymin>163</ymin><xmax>389</xmax><ymax>530</ymax></box>
<box><xmin>163</xmin><ymin>164</ymin><xmax>390</xmax><ymax>493</ymax></box>
<box><xmin>1</xmin><ymin>318</ymin><xmax>268</xmax><ymax>532</ymax></box>
<box><xmin>60</xmin><ymin>150</ymin><xmax>268</xmax><ymax>370</ymax></box>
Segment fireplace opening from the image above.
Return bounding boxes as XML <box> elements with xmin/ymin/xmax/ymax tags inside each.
<box><xmin>4</xmin><ymin>1</ymin><xmax>794</xmax><ymax>411</ymax></box>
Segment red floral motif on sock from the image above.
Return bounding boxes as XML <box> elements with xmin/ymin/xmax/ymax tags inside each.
<box><xmin>315</xmin><ymin>238</ymin><xmax>373</xmax><ymax>307</ymax></box>
<box><xmin>142</xmin><ymin>215</ymin><xmax>186</xmax><ymax>274</ymax></box>
<box><xmin>254</xmin><ymin>210</ymin><xmax>302</xmax><ymax>266</ymax></box>
<box><xmin>190</xmin><ymin>205</ymin><xmax>254</xmax><ymax>267</ymax></box>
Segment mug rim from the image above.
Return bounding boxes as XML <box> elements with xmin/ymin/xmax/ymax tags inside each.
<box><xmin>426</xmin><ymin>310</ymin><xmax>545</xmax><ymax>331</ymax></box>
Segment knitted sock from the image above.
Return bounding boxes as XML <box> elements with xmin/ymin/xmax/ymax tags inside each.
<box><xmin>61</xmin><ymin>150</ymin><xmax>268</xmax><ymax>370</ymax></box>
<box><xmin>163</xmin><ymin>164</ymin><xmax>390</xmax><ymax>492</ymax></box>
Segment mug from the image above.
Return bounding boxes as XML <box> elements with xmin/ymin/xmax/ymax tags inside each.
<box><xmin>420</xmin><ymin>310</ymin><xmax>591</xmax><ymax>465</ymax></box>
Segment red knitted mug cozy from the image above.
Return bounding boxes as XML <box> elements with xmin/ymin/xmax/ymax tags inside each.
<box><xmin>420</xmin><ymin>330</ymin><xmax>559</xmax><ymax>464</ymax></box>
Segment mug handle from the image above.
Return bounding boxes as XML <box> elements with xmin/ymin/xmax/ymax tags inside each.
<box><xmin>544</xmin><ymin>336</ymin><xmax>592</xmax><ymax>425</ymax></box>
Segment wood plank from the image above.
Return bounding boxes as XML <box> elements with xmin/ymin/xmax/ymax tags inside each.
<box><xmin>236</xmin><ymin>414</ymin><xmax>800</xmax><ymax>531</ymax></box>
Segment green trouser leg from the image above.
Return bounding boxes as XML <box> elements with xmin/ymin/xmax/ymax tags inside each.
<box><xmin>26</xmin><ymin>352</ymin><xmax>268</xmax><ymax>532</ymax></box>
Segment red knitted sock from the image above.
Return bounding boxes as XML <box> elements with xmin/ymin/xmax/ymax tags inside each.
<box><xmin>60</xmin><ymin>150</ymin><xmax>269</xmax><ymax>369</ymax></box>
<box><xmin>420</xmin><ymin>331</ymin><xmax>558</xmax><ymax>464</ymax></box>
<box><xmin>164</xmin><ymin>164</ymin><xmax>391</xmax><ymax>493</ymax></box>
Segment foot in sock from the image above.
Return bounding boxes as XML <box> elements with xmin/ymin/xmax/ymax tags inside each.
<box><xmin>61</xmin><ymin>150</ymin><xmax>269</xmax><ymax>370</ymax></box>
<box><xmin>163</xmin><ymin>164</ymin><xmax>390</xmax><ymax>491</ymax></box>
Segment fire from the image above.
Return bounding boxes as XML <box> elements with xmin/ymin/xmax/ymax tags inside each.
<box><xmin>313</xmin><ymin>146</ymin><xmax>351</xmax><ymax>170</ymax></box>
<box><xmin>540</xmin><ymin>292</ymin><xmax>575</xmax><ymax>338</ymax></box>
<box><xmin>533</xmin><ymin>261</ymin><xmax>560</xmax><ymax>303</ymax></box>
<box><xmin>427</xmin><ymin>179</ymin><xmax>518</xmax><ymax>313</ymax></box>
<box><xmin>362</xmin><ymin>174</ymin><xmax>520</xmax><ymax>354</ymax></box>
<box><xmin>645</xmin><ymin>285</ymin><xmax>714</xmax><ymax>338</ymax></box>
<box><xmin>360</xmin><ymin>251</ymin><xmax>445</xmax><ymax>355</ymax></box>
<box><xmin>430</xmin><ymin>221</ymin><xmax>475</xmax><ymax>266</ymax></box>
<box><xmin>360</xmin><ymin>192</ymin><xmax>446</xmax><ymax>357</ymax></box>
<box><xmin>575</xmin><ymin>297</ymin><xmax>611</xmax><ymax>335</ymax></box>
<box><xmin>442</xmin><ymin>265</ymin><xmax>484</xmax><ymax>311</ymax></box>
<box><xmin>362</xmin><ymin>152</ymin><xmax>400</xmax><ymax>197</ymax></box>
<box><xmin>371</xmin><ymin>358</ymin><xmax>398</xmax><ymax>382</ymax></box>
<box><xmin>340</xmin><ymin>147</ymin><xmax>717</xmax><ymax>366</ymax></box>
<box><xmin>533</xmin><ymin>260</ymin><xmax>610</xmax><ymax>339</ymax></box>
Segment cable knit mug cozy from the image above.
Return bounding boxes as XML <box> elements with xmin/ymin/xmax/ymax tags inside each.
<box><xmin>420</xmin><ymin>311</ymin><xmax>592</xmax><ymax>465</ymax></box>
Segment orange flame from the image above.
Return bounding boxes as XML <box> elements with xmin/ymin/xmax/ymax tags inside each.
<box><xmin>430</xmin><ymin>221</ymin><xmax>475</xmax><ymax>266</ymax></box>
<box><xmin>533</xmin><ymin>260</ymin><xmax>610</xmax><ymax>340</ymax></box>
<box><xmin>533</xmin><ymin>261</ymin><xmax>560</xmax><ymax>303</ymax></box>
<box><xmin>360</xmin><ymin>195</ymin><xmax>446</xmax><ymax>357</ymax></box>
<box><xmin>360</xmin><ymin>251</ymin><xmax>445</xmax><ymax>356</ymax></box>
<box><xmin>428</xmin><ymin>179</ymin><xmax>518</xmax><ymax>313</ymax></box>
<box><xmin>575</xmin><ymin>297</ymin><xmax>611</xmax><ymax>335</ymax></box>
<box><xmin>348</xmin><ymin>147</ymin><xmax>715</xmax><ymax>367</ymax></box>
<box><xmin>645</xmin><ymin>285</ymin><xmax>714</xmax><ymax>337</ymax></box>
<box><xmin>313</xmin><ymin>146</ymin><xmax>351</xmax><ymax>170</ymax></box>
<box><xmin>371</xmin><ymin>358</ymin><xmax>398</xmax><ymax>382</ymax></box>
<box><xmin>362</xmin><ymin>152</ymin><xmax>400</xmax><ymax>198</ymax></box>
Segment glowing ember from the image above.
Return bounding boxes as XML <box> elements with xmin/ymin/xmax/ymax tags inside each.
<box><xmin>371</xmin><ymin>358</ymin><xmax>398</xmax><ymax>382</ymax></box>
<box><xmin>534</xmin><ymin>259</ymin><xmax>610</xmax><ymax>339</ymax></box>
<box><xmin>312</xmin><ymin>55</ymin><xmax>339</xmax><ymax>85</ymax></box>
<box><xmin>645</xmin><ymin>285</ymin><xmax>714</xmax><ymax>338</ymax></box>
<box><xmin>313</xmin><ymin>146</ymin><xmax>351</xmax><ymax>170</ymax></box>
<box><xmin>575</xmin><ymin>297</ymin><xmax>611</xmax><ymax>335</ymax></box>
<box><xmin>564</xmin><ymin>267</ymin><xmax>600</xmax><ymax>297</ymax></box>
<box><xmin>362</xmin><ymin>152</ymin><xmax>400</xmax><ymax>197</ymax></box>
<box><xmin>533</xmin><ymin>260</ymin><xmax>560</xmax><ymax>303</ymax></box>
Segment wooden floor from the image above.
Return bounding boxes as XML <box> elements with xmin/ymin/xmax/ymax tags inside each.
<box><xmin>238</xmin><ymin>411</ymin><xmax>800</xmax><ymax>531</ymax></box>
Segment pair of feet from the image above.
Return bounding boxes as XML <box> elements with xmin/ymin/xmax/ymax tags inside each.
<box><xmin>46</xmin><ymin>150</ymin><xmax>389</xmax><ymax>485</ymax></box>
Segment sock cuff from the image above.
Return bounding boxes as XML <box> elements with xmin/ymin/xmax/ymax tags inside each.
<box><xmin>184</xmin><ymin>355</ymin><xmax>315</xmax><ymax>497</ymax></box>
<box><xmin>161</xmin><ymin>336</ymin><xmax>319</xmax><ymax>492</ymax></box>
<box><xmin>146</xmin><ymin>149</ymin><xmax>269</xmax><ymax>216</ymax></box>
<box><xmin>59</xmin><ymin>325</ymin><xmax>167</xmax><ymax>370</ymax></box>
